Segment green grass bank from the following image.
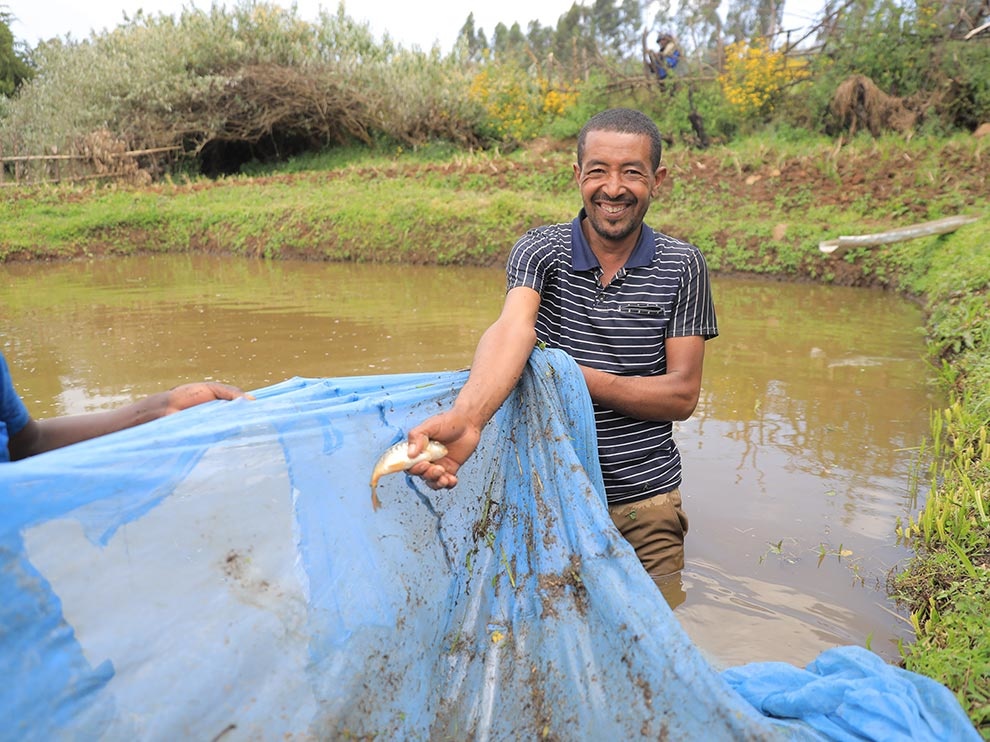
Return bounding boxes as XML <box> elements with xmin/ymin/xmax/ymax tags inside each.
<box><xmin>2</xmin><ymin>133</ymin><xmax>988</xmax><ymax>734</ymax></box>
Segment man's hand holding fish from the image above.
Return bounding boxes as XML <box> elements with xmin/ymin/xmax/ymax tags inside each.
<box><xmin>406</xmin><ymin>409</ymin><xmax>483</xmax><ymax>491</ymax></box>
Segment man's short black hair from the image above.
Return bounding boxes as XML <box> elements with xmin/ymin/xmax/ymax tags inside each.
<box><xmin>577</xmin><ymin>108</ymin><xmax>663</xmax><ymax>171</ymax></box>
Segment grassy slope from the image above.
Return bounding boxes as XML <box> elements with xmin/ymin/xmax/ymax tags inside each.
<box><xmin>3</xmin><ymin>133</ymin><xmax>985</xmax><ymax>279</ymax></box>
<box><xmin>2</xmin><ymin>133</ymin><xmax>988</xmax><ymax>733</ymax></box>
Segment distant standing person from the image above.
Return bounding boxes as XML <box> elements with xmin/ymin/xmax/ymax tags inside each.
<box><xmin>405</xmin><ymin>108</ymin><xmax>718</xmax><ymax>591</ymax></box>
<box><xmin>1</xmin><ymin>350</ymin><xmax>249</xmax><ymax>462</ymax></box>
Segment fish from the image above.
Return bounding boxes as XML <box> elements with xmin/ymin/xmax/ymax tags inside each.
<box><xmin>370</xmin><ymin>439</ymin><xmax>448</xmax><ymax>510</ymax></box>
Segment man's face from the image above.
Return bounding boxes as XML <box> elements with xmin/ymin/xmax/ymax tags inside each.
<box><xmin>573</xmin><ymin>130</ymin><xmax>667</xmax><ymax>248</ymax></box>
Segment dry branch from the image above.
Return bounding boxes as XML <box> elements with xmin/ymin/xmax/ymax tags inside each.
<box><xmin>155</xmin><ymin>65</ymin><xmax>377</xmax><ymax>154</ymax></box>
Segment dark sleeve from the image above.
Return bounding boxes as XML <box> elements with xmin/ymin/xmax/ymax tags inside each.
<box><xmin>669</xmin><ymin>247</ymin><xmax>718</xmax><ymax>340</ymax></box>
<box><xmin>506</xmin><ymin>228</ymin><xmax>553</xmax><ymax>294</ymax></box>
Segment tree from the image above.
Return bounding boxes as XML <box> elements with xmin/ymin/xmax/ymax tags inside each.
<box><xmin>491</xmin><ymin>20</ymin><xmax>529</xmax><ymax>63</ymax></box>
<box><xmin>552</xmin><ymin>2</ymin><xmax>597</xmax><ymax>74</ymax></box>
<box><xmin>457</xmin><ymin>13</ymin><xmax>488</xmax><ymax>61</ymax></box>
<box><xmin>0</xmin><ymin>7</ymin><xmax>33</xmax><ymax>96</ymax></box>
<box><xmin>724</xmin><ymin>0</ymin><xmax>785</xmax><ymax>44</ymax></box>
<box><xmin>678</xmin><ymin>0</ymin><xmax>725</xmax><ymax>68</ymax></box>
<box><xmin>527</xmin><ymin>19</ymin><xmax>555</xmax><ymax>59</ymax></box>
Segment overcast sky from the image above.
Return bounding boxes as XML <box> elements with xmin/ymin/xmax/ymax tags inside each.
<box><xmin>9</xmin><ymin>0</ymin><xmax>823</xmax><ymax>51</ymax></box>
<box><xmin>10</xmin><ymin>0</ymin><xmax>581</xmax><ymax>51</ymax></box>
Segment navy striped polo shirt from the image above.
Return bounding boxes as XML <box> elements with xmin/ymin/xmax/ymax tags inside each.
<box><xmin>506</xmin><ymin>209</ymin><xmax>718</xmax><ymax>505</ymax></box>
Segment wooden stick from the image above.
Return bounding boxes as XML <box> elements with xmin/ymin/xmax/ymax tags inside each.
<box><xmin>0</xmin><ymin>171</ymin><xmax>130</xmax><ymax>188</ymax></box>
<box><xmin>819</xmin><ymin>215</ymin><xmax>980</xmax><ymax>257</ymax></box>
<box><xmin>964</xmin><ymin>21</ymin><xmax>990</xmax><ymax>40</ymax></box>
<box><xmin>0</xmin><ymin>147</ymin><xmax>180</xmax><ymax>164</ymax></box>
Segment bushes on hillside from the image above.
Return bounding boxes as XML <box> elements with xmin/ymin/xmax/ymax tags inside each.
<box><xmin>0</xmin><ymin>3</ymin><xmax>486</xmax><ymax>174</ymax></box>
<box><xmin>2</xmin><ymin>0</ymin><xmax>987</xmax><ymax>179</ymax></box>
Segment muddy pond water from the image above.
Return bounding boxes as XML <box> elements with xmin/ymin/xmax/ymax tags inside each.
<box><xmin>1</xmin><ymin>253</ymin><xmax>939</xmax><ymax>669</ymax></box>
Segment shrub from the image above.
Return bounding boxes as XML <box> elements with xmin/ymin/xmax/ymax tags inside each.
<box><xmin>467</xmin><ymin>59</ymin><xmax>580</xmax><ymax>144</ymax></box>
<box><xmin>0</xmin><ymin>2</ymin><xmax>502</xmax><ymax>167</ymax></box>
<box><xmin>719</xmin><ymin>40</ymin><xmax>806</xmax><ymax>125</ymax></box>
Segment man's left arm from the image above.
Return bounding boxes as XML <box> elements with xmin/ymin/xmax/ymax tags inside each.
<box><xmin>578</xmin><ymin>335</ymin><xmax>706</xmax><ymax>422</ymax></box>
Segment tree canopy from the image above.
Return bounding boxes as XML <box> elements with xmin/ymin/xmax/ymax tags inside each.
<box><xmin>0</xmin><ymin>7</ymin><xmax>32</xmax><ymax>96</ymax></box>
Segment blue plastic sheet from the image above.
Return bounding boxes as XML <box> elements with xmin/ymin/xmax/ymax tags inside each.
<box><xmin>0</xmin><ymin>349</ymin><xmax>978</xmax><ymax>740</ymax></box>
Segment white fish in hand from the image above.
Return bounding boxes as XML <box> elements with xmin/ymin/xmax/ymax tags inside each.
<box><xmin>370</xmin><ymin>439</ymin><xmax>448</xmax><ymax>510</ymax></box>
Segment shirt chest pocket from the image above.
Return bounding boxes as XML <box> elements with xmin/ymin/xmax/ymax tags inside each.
<box><xmin>617</xmin><ymin>302</ymin><xmax>669</xmax><ymax>317</ymax></box>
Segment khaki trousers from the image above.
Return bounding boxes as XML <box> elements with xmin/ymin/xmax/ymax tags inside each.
<box><xmin>608</xmin><ymin>488</ymin><xmax>689</xmax><ymax>578</ymax></box>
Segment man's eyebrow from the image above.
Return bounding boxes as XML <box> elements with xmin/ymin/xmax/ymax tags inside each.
<box><xmin>582</xmin><ymin>157</ymin><xmax>649</xmax><ymax>170</ymax></box>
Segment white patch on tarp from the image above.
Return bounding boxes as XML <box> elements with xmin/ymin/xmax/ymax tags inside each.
<box><xmin>23</xmin><ymin>436</ymin><xmax>317</xmax><ymax>740</ymax></box>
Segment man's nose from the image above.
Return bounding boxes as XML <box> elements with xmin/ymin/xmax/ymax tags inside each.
<box><xmin>602</xmin><ymin>171</ymin><xmax>624</xmax><ymax>196</ymax></box>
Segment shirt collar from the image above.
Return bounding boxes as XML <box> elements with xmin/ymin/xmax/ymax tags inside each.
<box><xmin>570</xmin><ymin>208</ymin><xmax>656</xmax><ymax>272</ymax></box>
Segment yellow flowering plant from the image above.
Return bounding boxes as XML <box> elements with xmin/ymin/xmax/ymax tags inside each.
<box><xmin>719</xmin><ymin>41</ymin><xmax>807</xmax><ymax>122</ymax></box>
<box><xmin>468</xmin><ymin>62</ymin><xmax>579</xmax><ymax>142</ymax></box>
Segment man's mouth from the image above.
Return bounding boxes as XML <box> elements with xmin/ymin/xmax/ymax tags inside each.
<box><xmin>597</xmin><ymin>200</ymin><xmax>632</xmax><ymax>217</ymax></box>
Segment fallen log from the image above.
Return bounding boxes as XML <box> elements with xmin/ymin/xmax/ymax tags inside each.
<box><xmin>820</xmin><ymin>214</ymin><xmax>980</xmax><ymax>257</ymax></box>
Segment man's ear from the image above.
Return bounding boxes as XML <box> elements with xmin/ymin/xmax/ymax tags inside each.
<box><xmin>651</xmin><ymin>166</ymin><xmax>668</xmax><ymax>198</ymax></box>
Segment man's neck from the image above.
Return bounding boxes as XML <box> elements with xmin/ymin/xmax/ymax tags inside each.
<box><xmin>581</xmin><ymin>219</ymin><xmax>641</xmax><ymax>283</ymax></box>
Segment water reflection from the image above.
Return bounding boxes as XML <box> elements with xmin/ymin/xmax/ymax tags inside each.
<box><xmin>678</xmin><ymin>277</ymin><xmax>934</xmax><ymax>664</ymax></box>
<box><xmin>679</xmin><ymin>559</ymin><xmax>864</xmax><ymax>669</ymax></box>
<box><xmin>1</xmin><ymin>255</ymin><xmax>503</xmax><ymax>416</ymax></box>
<box><xmin>0</xmin><ymin>256</ymin><xmax>936</xmax><ymax>667</ymax></box>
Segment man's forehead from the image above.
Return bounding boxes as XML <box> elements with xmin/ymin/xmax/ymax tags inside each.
<box><xmin>580</xmin><ymin>130</ymin><xmax>653</xmax><ymax>161</ymax></box>
<box><xmin>584</xmin><ymin>129</ymin><xmax>649</xmax><ymax>143</ymax></box>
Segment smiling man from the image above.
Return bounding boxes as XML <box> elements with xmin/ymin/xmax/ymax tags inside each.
<box><xmin>408</xmin><ymin>108</ymin><xmax>718</xmax><ymax>590</ymax></box>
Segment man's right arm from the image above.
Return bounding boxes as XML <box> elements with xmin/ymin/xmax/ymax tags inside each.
<box><xmin>7</xmin><ymin>382</ymin><xmax>249</xmax><ymax>461</ymax></box>
<box><xmin>407</xmin><ymin>286</ymin><xmax>541</xmax><ymax>489</ymax></box>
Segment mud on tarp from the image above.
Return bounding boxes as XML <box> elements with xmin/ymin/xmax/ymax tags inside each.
<box><xmin>0</xmin><ymin>349</ymin><xmax>977</xmax><ymax>740</ymax></box>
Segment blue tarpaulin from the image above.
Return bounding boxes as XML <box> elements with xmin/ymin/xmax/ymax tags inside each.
<box><xmin>0</xmin><ymin>348</ymin><xmax>978</xmax><ymax>740</ymax></box>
